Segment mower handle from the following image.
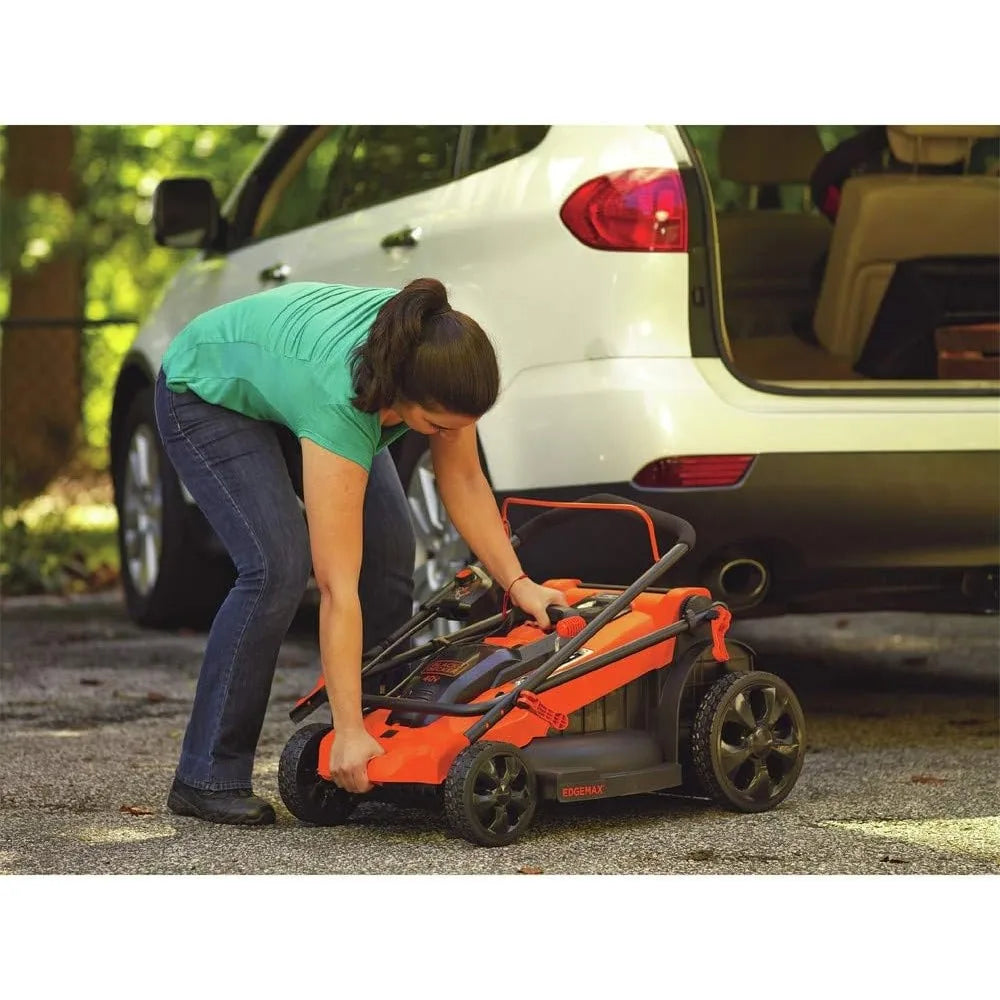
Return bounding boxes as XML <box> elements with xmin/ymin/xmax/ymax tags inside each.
<box><xmin>509</xmin><ymin>493</ymin><xmax>696</xmax><ymax>555</ymax></box>
<box><xmin>506</xmin><ymin>603</ymin><xmax>578</xmax><ymax>629</ymax></box>
<box><xmin>545</xmin><ymin>604</ymin><xmax>575</xmax><ymax>623</ymax></box>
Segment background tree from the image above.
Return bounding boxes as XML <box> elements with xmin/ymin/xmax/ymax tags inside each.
<box><xmin>1</xmin><ymin>125</ymin><xmax>270</xmax><ymax>502</ymax></box>
<box><xmin>1</xmin><ymin>126</ymin><xmax>83</xmax><ymax>505</ymax></box>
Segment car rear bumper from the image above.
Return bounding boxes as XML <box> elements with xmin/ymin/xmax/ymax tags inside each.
<box><xmin>497</xmin><ymin>450</ymin><xmax>1000</xmax><ymax>617</ymax></box>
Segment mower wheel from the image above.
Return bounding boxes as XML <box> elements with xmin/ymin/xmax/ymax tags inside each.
<box><xmin>691</xmin><ymin>670</ymin><xmax>806</xmax><ymax>813</ymax></box>
<box><xmin>278</xmin><ymin>723</ymin><xmax>357</xmax><ymax>826</ymax></box>
<box><xmin>444</xmin><ymin>741</ymin><xmax>537</xmax><ymax>847</ymax></box>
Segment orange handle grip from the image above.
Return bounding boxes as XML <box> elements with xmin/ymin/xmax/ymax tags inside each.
<box><xmin>555</xmin><ymin>614</ymin><xmax>587</xmax><ymax>640</ymax></box>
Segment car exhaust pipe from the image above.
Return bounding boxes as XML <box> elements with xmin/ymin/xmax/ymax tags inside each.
<box><xmin>716</xmin><ymin>557</ymin><xmax>769</xmax><ymax>606</ymax></box>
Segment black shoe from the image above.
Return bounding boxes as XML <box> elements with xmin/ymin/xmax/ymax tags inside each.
<box><xmin>167</xmin><ymin>779</ymin><xmax>276</xmax><ymax>826</ymax></box>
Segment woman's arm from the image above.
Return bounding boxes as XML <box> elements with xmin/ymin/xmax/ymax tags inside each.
<box><xmin>301</xmin><ymin>438</ymin><xmax>384</xmax><ymax>793</ymax></box>
<box><xmin>429</xmin><ymin>425</ymin><xmax>568</xmax><ymax>626</ymax></box>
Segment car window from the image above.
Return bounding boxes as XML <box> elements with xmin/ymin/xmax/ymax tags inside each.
<box><xmin>253</xmin><ymin>126</ymin><xmax>349</xmax><ymax>241</ymax></box>
<box><xmin>324</xmin><ymin>125</ymin><xmax>462</xmax><ymax>217</ymax></box>
<box><xmin>685</xmin><ymin>125</ymin><xmax>860</xmax><ymax>212</ymax></box>
<box><xmin>466</xmin><ymin>126</ymin><xmax>550</xmax><ymax>173</ymax></box>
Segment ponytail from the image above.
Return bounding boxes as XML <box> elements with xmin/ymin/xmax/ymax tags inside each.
<box><xmin>351</xmin><ymin>277</ymin><xmax>499</xmax><ymax>417</ymax></box>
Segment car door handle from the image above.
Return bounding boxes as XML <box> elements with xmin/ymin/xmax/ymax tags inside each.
<box><xmin>380</xmin><ymin>226</ymin><xmax>420</xmax><ymax>249</ymax></box>
<box><xmin>259</xmin><ymin>262</ymin><xmax>291</xmax><ymax>283</ymax></box>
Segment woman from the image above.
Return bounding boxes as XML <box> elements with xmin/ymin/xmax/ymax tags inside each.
<box><xmin>155</xmin><ymin>277</ymin><xmax>567</xmax><ymax>826</ymax></box>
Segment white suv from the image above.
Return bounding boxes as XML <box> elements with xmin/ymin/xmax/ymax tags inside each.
<box><xmin>110</xmin><ymin>124</ymin><xmax>1000</xmax><ymax>629</ymax></box>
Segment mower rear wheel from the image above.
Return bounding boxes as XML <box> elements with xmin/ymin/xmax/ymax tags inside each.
<box><xmin>278</xmin><ymin>723</ymin><xmax>357</xmax><ymax>826</ymax></box>
<box><xmin>444</xmin><ymin>742</ymin><xmax>537</xmax><ymax>847</ymax></box>
<box><xmin>691</xmin><ymin>670</ymin><xmax>805</xmax><ymax>813</ymax></box>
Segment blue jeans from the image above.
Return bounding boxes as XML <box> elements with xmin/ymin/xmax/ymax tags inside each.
<box><xmin>154</xmin><ymin>370</ymin><xmax>415</xmax><ymax>791</ymax></box>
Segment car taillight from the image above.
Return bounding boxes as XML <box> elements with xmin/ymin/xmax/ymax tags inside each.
<box><xmin>632</xmin><ymin>455</ymin><xmax>755</xmax><ymax>488</ymax></box>
<box><xmin>559</xmin><ymin>168</ymin><xmax>688</xmax><ymax>252</ymax></box>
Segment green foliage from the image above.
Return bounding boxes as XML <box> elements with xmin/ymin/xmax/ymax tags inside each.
<box><xmin>1</xmin><ymin>191</ymin><xmax>76</xmax><ymax>273</ymax></box>
<box><xmin>73</xmin><ymin>126</ymin><xmax>270</xmax><ymax>465</ymax></box>
<box><xmin>74</xmin><ymin>126</ymin><xmax>267</xmax><ymax>318</ymax></box>
<box><xmin>0</xmin><ymin>511</ymin><xmax>118</xmax><ymax>596</ymax></box>
<box><xmin>1</xmin><ymin>125</ymin><xmax>272</xmax><ymax>469</ymax></box>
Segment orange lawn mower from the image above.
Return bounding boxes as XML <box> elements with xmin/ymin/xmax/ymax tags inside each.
<box><xmin>278</xmin><ymin>494</ymin><xmax>806</xmax><ymax>846</ymax></box>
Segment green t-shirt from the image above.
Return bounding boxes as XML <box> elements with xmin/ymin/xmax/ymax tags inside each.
<box><xmin>161</xmin><ymin>282</ymin><xmax>409</xmax><ymax>471</ymax></box>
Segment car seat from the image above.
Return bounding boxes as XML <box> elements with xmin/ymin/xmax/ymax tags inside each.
<box><xmin>812</xmin><ymin>125</ymin><xmax>1000</xmax><ymax>366</ymax></box>
<box><xmin>715</xmin><ymin>125</ymin><xmax>831</xmax><ymax>342</ymax></box>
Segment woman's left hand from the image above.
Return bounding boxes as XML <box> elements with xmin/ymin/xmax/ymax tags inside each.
<box><xmin>509</xmin><ymin>578</ymin><xmax>570</xmax><ymax>628</ymax></box>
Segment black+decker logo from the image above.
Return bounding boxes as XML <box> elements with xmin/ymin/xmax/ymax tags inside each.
<box><xmin>560</xmin><ymin>783</ymin><xmax>606</xmax><ymax>799</ymax></box>
<box><xmin>422</xmin><ymin>655</ymin><xmax>477</xmax><ymax>679</ymax></box>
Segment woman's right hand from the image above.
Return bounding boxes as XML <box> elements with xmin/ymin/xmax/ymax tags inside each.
<box><xmin>328</xmin><ymin>728</ymin><xmax>385</xmax><ymax>793</ymax></box>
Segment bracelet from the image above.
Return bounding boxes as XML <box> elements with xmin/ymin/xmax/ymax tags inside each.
<box><xmin>502</xmin><ymin>573</ymin><xmax>531</xmax><ymax>614</ymax></box>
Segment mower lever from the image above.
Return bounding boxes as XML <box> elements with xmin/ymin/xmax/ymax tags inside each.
<box><xmin>710</xmin><ymin>605</ymin><xmax>732</xmax><ymax>662</ymax></box>
<box><xmin>516</xmin><ymin>691</ymin><xmax>569</xmax><ymax>730</ymax></box>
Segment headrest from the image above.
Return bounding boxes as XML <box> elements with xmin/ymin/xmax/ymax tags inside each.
<box><xmin>718</xmin><ymin>125</ymin><xmax>825</xmax><ymax>184</ymax></box>
<box><xmin>887</xmin><ymin>125</ymin><xmax>1000</xmax><ymax>166</ymax></box>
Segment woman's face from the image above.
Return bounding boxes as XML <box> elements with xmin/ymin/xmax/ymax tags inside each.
<box><xmin>390</xmin><ymin>400</ymin><xmax>477</xmax><ymax>440</ymax></box>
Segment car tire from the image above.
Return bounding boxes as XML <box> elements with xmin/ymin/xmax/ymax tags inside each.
<box><xmin>392</xmin><ymin>433</ymin><xmax>471</xmax><ymax>629</ymax></box>
<box><xmin>113</xmin><ymin>386</ymin><xmax>234</xmax><ymax>629</ymax></box>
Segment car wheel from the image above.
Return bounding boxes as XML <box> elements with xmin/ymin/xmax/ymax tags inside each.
<box><xmin>392</xmin><ymin>434</ymin><xmax>471</xmax><ymax>634</ymax></box>
<box><xmin>690</xmin><ymin>670</ymin><xmax>806</xmax><ymax>813</ymax></box>
<box><xmin>113</xmin><ymin>387</ymin><xmax>234</xmax><ymax>628</ymax></box>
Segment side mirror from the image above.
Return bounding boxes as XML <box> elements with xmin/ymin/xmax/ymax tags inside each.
<box><xmin>152</xmin><ymin>178</ymin><xmax>221</xmax><ymax>249</ymax></box>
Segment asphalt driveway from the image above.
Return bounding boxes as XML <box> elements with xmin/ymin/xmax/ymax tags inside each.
<box><xmin>1</xmin><ymin>592</ymin><xmax>997</xmax><ymax>875</ymax></box>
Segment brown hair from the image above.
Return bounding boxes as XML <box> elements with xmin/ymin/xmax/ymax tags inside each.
<box><xmin>350</xmin><ymin>278</ymin><xmax>500</xmax><ymax>416</ymax></box>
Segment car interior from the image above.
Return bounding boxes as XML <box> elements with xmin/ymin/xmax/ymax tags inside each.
<box><xmin>689</xmin><ymin>124</ymin><xmax>1000</xmax><ymax>386</ymax></box>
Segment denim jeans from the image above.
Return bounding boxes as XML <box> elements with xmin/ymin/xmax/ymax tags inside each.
<box><xmin>154</xmin><ymin>370</ymin><xmax>415</xmax><ymax>790</ymax></box>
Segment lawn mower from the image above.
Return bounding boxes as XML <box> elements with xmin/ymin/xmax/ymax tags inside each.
<box><xmin>278</xmin><ymin>494</ymin><xmax>806</xmax><ymax>846</ymax></box>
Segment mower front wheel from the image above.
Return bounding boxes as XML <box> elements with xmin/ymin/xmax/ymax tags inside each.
<box><xmin>444</xmin><ymin>742</ymin><xmax>537</xmax><ymax>847</ymax></box>
<box><xmin>278</xmin><ymin>723</ymin><xmax>358</xmax><ymax>826</ymax></box>
<box><xmin>691</xmin><ymin>670</ymin><xmax>806</xmax><ymax>813</ymax></box>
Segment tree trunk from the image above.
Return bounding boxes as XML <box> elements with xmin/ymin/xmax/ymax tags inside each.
<box><xmin>1</xmin><ymin>125</ymin><xmax>84</xmax><ymax>505</ymax></box>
